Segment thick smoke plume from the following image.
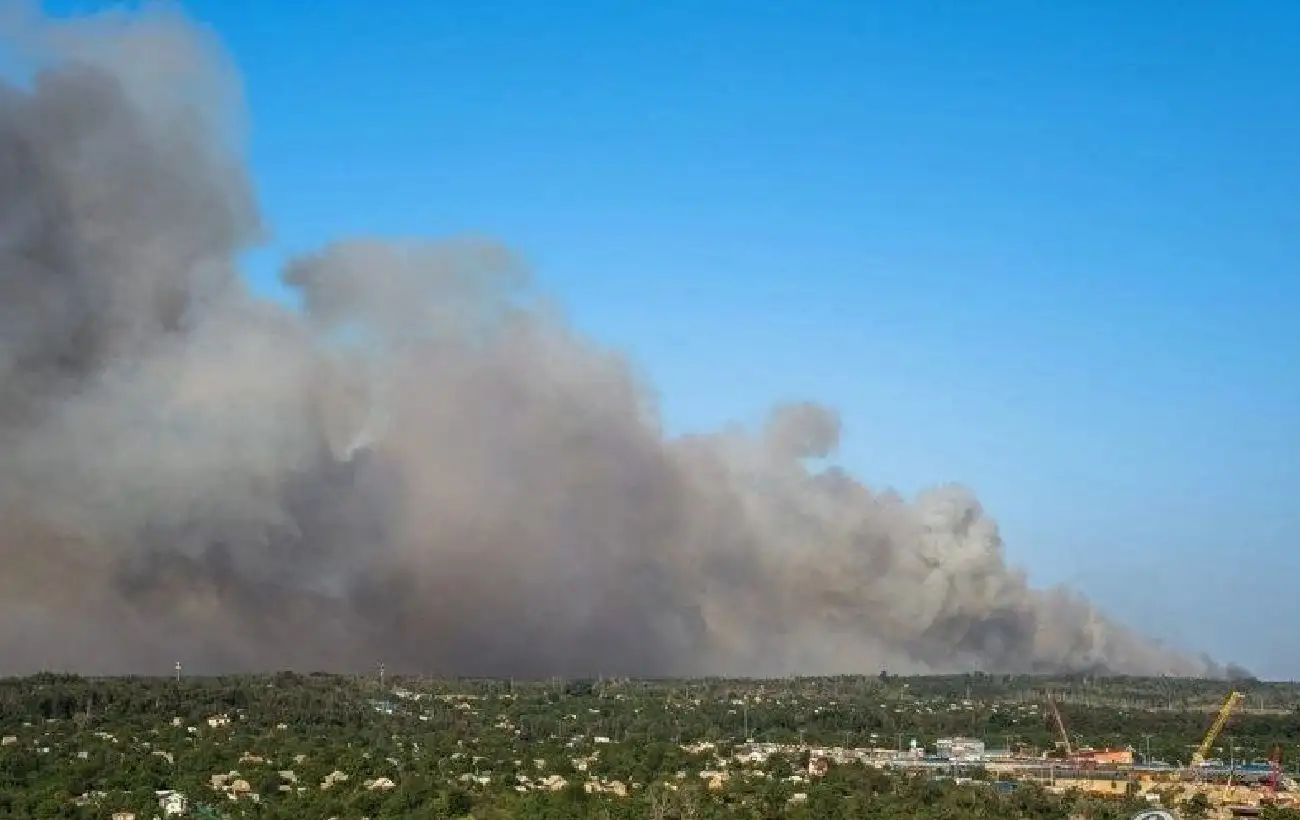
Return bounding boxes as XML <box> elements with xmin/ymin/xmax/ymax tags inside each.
<box><xmin>0</xmin><ymin>6</ymin><xmax>1227</xmax><ymax>678</ymax></box>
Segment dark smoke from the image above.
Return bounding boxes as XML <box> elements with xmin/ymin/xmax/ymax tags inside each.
<box><xmin>0</xmin><ymin>6</ymin><xmax>1229</xmax><ymax>678</ymax></box>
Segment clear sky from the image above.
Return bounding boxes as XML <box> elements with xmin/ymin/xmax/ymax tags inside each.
<box><xmin>43</xmin><ymin>0</ymin><xmax>1300</xmax><ymax>677</ymax></box>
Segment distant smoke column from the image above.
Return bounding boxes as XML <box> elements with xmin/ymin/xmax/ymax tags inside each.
<box><xmin>0</xmin><ymin>3</ymin><xmax>1232</xmax><ymax>678</ymax></box>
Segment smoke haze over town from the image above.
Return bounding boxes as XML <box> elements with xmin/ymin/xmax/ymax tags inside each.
<box><xmin>0</xmin><ymin>5</ymin><xmax>1240</xmax><ymax>679</ymax></box>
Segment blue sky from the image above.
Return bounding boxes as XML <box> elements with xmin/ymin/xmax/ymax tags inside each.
<box><xmin>44</xmin><ymin>1</ymin><xmax>1300</xmax><ymax>677</ymax></box>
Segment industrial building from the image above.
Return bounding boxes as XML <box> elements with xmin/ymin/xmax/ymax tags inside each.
<box><xmin>935</xmin><ymin>737</ymin><xmax>986</xmax><ymax>762</ymax></box>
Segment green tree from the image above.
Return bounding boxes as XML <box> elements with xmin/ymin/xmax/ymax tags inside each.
<box><xmin>1184</xmin><ymin>791</ymin><xmax>1212</xmax><ymax>820</ymax></box>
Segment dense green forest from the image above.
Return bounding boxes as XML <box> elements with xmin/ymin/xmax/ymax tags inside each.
<box><xmin>1</xmin><ymin>672</ymin><xmax>1299</xmax><ymax>819</ymax></box>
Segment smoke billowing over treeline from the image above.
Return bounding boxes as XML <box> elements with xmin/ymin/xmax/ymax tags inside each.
<box><xmin>0</xmin><ymin>6</ymin><xmax>1232</xmax><ymax>678</ymax></box>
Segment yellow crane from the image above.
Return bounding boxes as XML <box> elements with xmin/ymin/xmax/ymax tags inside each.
<box><xmin>1047</xmin><ymin>693</ymin><xmax>1074</xmax><ymax>757</ymax></box>
<box><xmin>1191</xmin><ymin>691</ymin><xmax>1243</xmax><ymax>767</ymax></box>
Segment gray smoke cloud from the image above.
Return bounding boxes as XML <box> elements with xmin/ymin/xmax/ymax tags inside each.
<box><xmin>0</xmin><ymin>5</ymin><xmax>1231</xmax><ymax>679</ymax></box>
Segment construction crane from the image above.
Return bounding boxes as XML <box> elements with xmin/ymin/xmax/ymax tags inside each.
<box><xmin>1191</xmin><ymin>691</ymin><xmax>1243</xmax><ymax>767</ymax></box>
<box><xmin>1047</xmin><ymin>693</ymin><xmax>1074</xmax><ymax>758</ymax></box>
<box><xmin>1258</xmin><ymin>744</ymin><xmax>1296</xmax><ymax>806</ymax></box>
<box><xmin>1266</xmin><ymin>745</ymin><xmax>1283</xmax><ymax>794</ymax></box>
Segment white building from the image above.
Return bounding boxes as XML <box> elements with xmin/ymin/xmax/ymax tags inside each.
<box><xmin>935</xmin><ymin>737</ymin><xmax>986</xmax><ymax>762</ymax></box>
<box><xmin>157</xmin><ymin>790</ymin><xmax>188</xmax><ymax>817</ymax></box>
